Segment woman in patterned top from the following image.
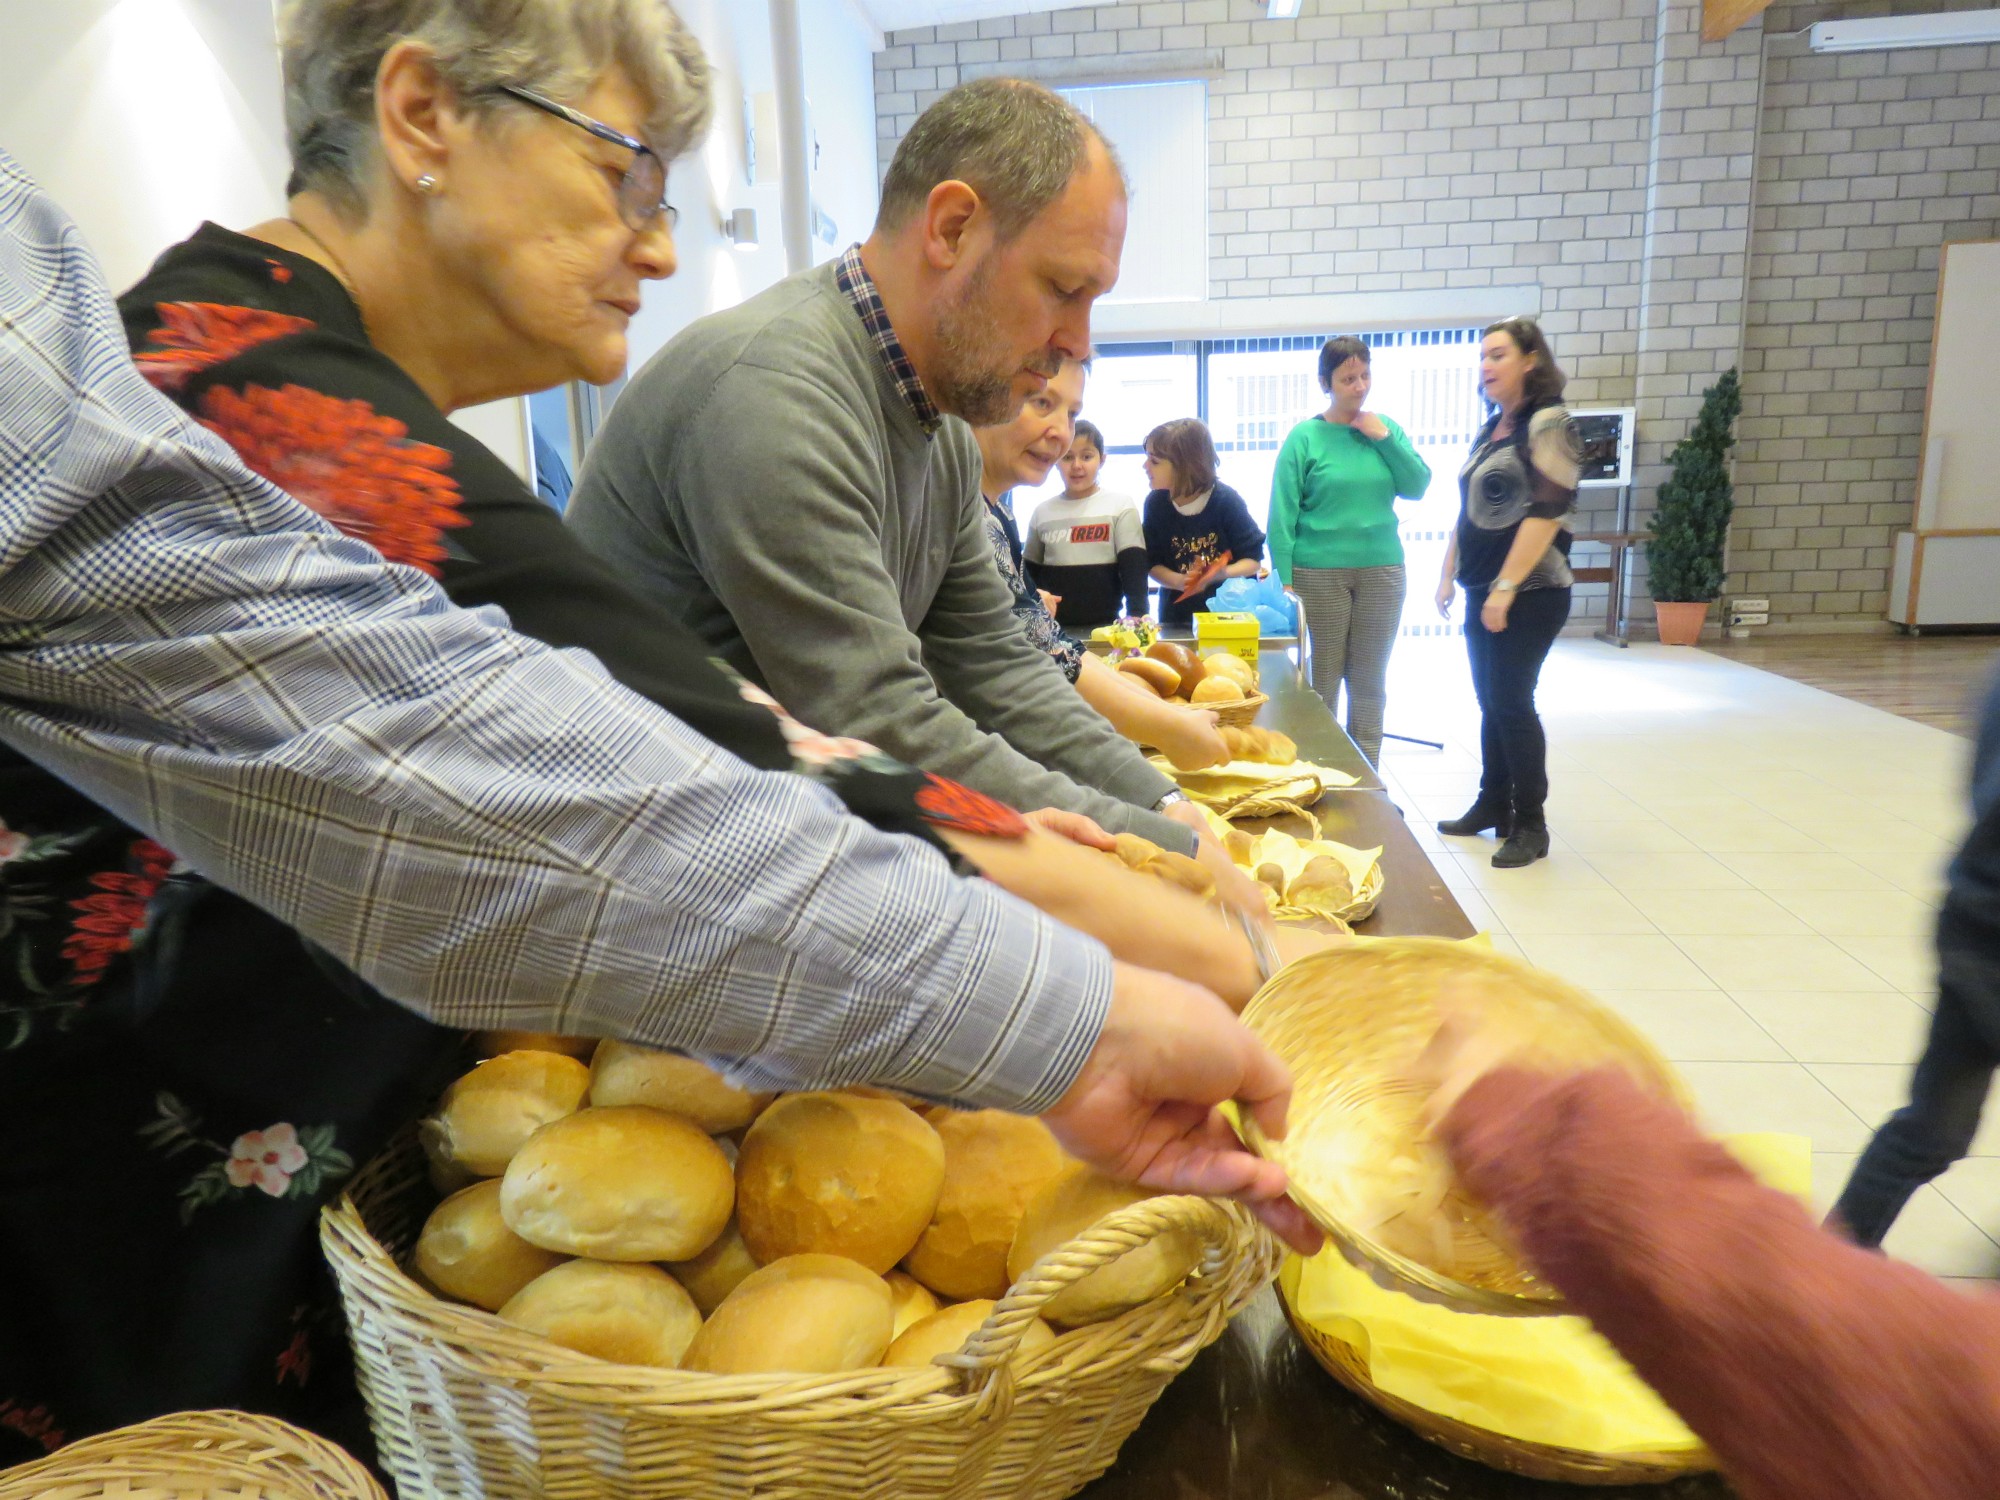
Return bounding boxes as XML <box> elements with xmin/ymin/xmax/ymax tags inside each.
<box><xmin>975</xmin><ymin>361</ymin><xmax>1230</xmax><ymax>773</ymax></box>
<box><xmin>0</xmin><ymin>0</ymin><xmax>1308</xmax><ymax>1464</ymax></box>
<box><xmin>1434</xmin><ymin>317</ymin><xmax>1582</xmax><ymax>868</ymax></box>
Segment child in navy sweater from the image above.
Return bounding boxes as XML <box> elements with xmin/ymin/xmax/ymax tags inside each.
<box><xmin>1140</xmin><ymin>418</ymin><xmax>1265</xmax><ymax>627</ymax></box>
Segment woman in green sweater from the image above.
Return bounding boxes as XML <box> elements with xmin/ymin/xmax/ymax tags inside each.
<box><xmin>1268</xmin><ymin>336</ymin><xmax>1432</xmax><ymax>764</ymax></box>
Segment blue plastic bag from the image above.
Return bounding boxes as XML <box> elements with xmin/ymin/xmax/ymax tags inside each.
<box><xmin>1210</xmin><ymin>576</ymin><xmax>1298</xmax><ymax>636</ymax></box>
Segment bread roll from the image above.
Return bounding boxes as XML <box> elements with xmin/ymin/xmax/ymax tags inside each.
<box><xmin>1189</xmin><ymin>675</ymin><xmax>1246</xmax><ymax>705</ymax></box>
<box><xmin>498</xmin><ymin>1260</ymin><xmax>701</xmax><ymax>1368</ymax></box>
<box><xmin>1222</xmin><ymin>828</ymin><xmax>1256</xmax><ymax>864</ymax></box>
<box><xmin>903</xmin><ymin>1110</ymin><xmax>1069</xmax><ymax>1300</ymax></box>
<box><xmin>884</xmin><ymin>1270</ymin><xmax>941</xmax><ymax>1337</ymax></box>
<box><xmin>736</xmin><ymin>1092</ymin><xmax>945</xmax><ymax>1274</ymax></box>
<box><xmin>422</xmin><ymin>1050</ymin><xmax>592</xmax><ymax>1178</ymax></box>
<box><xmin>1116</xmin><ymin>656</ymin><xmax>1178</xmax><ymax>697</ymax></box>
<box><xmin>1109</xmin><ymin>832</ymin><xmax>1163</xmax><ymax>869</ymax></box>
<box><xmin>1145</xmin><ymin>640</ymin><xmax>1206</xmax><ymax>697</ymax></box>
<box><xmin>1287</xmin><ymin>855</ymin><xmax>1353</xmax><ymax>911</ymax></box>
<box><xmin>474</xmin><ymin>1030</ymin><xmax>597</xmax><ymax>1061</ymax></box>
<box><xmin>414</xmin><ymin>1179</ymin><xmax>569</xmax><ymax>1311</ymax></box>
<box><xmin>500</xmin><ymin>1105</ymin><xmax>734</xmax><ymax>1261</ymax></box>
<box><xmin>1143</xmin><ymin>850</ymin><xmax>1215</xmax><ymax>900</ymax></box>
<box><xmin>681</xmin><ymin>1254</ymin><xmax>893</xmax><ymax>1375</ymax></box>
<box><xmin>588</xmin><ymin>1040</ymin><xmax>773</xmax><ymax>1133</ymax></box>
<box><xmin>1006</xmin><ymin>1167</ymin><xmax>1203</xmax><ymax>1327</ymax></box>
<box><xmin>1201</xmin><ymin>652</ymin><xmax>1257</xmax><ymax>691</ymax></box>
<box><xmin>664</xmin><ymin>1216</ymin><xmax>761</xmax><ymax>1315</ymax></box>
<box><xmin>882</xmin><ymin>1298</ymin><xmax>1056</xmax><ymax>1371</ymax></box>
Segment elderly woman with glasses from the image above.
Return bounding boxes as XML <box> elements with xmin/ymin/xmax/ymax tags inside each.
<box><xmin>0</xmin><ymin>1</ymin><xmax>1324</xmax><ymax>1460</ymax></box>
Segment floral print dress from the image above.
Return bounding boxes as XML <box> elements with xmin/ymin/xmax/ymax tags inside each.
<box><xmin>0</xmin><ymin>224</ymin><xmax>1025</xmax><ymax>1467</ymax></box>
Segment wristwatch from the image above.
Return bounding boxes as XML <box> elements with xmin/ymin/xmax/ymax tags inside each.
<box><xmin>1154</xmin><ymin>788</ymin><xmax>1191</xmax><ymax>813</ymax></box>
<box><xmin>1491</xmin><ymin>578</ymin><xmax>1519</xmax><ymax>593</ymax></box>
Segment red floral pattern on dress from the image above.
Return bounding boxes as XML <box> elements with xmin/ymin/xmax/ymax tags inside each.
<box><xmin>133</xmin><ymin>301</ymin><xmax>315</xmax><ymax>393</ymax></box>
<box><xmin>61</xmin><ymin>838</ymin><xmax>174</xmax><ymax>986</ymax></box>
<box><xmin>0</xmin><ymin>1398</ymin><xmax>65</xmax><ymax>1455</ymax></box>
<box><xmin>196</xmin><ymin>383</ymin><xmax>467</xmax><ymax>576</ymax></box>
<box><xmin>914</xmin><ymin>775</ymin><xmax>1029</xmax><ymax>839</ymax></box>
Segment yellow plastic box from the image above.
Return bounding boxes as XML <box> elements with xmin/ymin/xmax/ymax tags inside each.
<box><xmin>1195</xmin><ymin>611</ymin><xmax>1261</xmax><ymax>672</ymax></box>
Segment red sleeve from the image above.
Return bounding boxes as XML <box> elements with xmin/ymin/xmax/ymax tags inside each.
<box><xmin>1443</xmin><ymin>1066</ymin><xmax>2000</xmax><ymax>1500</ymax></box>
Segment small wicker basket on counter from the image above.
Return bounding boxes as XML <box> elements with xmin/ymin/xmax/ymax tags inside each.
<box><xmin>0</xmin><ymin>1411</ymin><xmax>386</xmax><ymax>1500</ymax></box>
<box><xmin>1206</xmin><ymin>691</ymin><xmax>1269</xmax><ymax>728</ymax></box>
<box><xmin>321</xmin><ymin>1133</ymin><xmax>1281</xmax><ymax>1500</ymax></box>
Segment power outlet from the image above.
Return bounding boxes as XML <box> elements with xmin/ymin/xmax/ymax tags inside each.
<box><xmin>1732</xmin><ymin>597</ymin><xmax>1769</xmax><ymax>613</ymax></box>
<box><xmin>1731</xmin><ymin>611</ymin><xmax>1770</xmax><ymax>627</ymax></box>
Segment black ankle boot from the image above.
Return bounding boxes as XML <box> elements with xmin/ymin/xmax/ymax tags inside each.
<box><xmin>1492</xmin><ymin>823</ymin><xmax>1551</xmax><ymax>868</ymax></box>
<box><xmin>1437</xmin><ymin>798</ymin><xmax>1514</xmax><ymax>838</ymax></box>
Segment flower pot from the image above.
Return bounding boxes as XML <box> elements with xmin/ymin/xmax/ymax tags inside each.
<box><xmin>1653</xmin><ymin>601</ymin><xmax>1711</xmax><ymax>646</ymax></box>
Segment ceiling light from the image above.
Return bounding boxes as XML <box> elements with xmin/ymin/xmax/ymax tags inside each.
<box><xmin>1809</xmin><ymin>9</ymin><xmax>2000</xmax><ymax>53</ymax></box>
<box><xmin>1265</xmin><ymin>0</ymin><xmax>1303</xmax><ymax>17</ymax></box>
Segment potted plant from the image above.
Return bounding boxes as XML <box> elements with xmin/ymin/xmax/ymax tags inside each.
<box><xmin>1644</xmin><ymin>367</ymin><xmax>1742</xmax><ymax>645</ymax></box>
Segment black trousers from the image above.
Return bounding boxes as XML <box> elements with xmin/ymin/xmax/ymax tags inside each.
<box><xmin>1462</xmin><ymin>584</ymin><xmax>1570</xmax><ymax>825</ymax></box>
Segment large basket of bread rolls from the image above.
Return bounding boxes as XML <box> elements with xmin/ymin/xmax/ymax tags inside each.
<box><xmin>0</xmin><ymin>1410</ymin><xmax>387</xmax><ymax>1500</ymax></box>
<box><xmin>321</xmin><ymin>1037</ymin><xmax>1281</xmax><ymax>1500</ymax></box>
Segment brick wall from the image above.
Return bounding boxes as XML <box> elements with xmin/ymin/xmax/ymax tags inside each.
<box><xmin>873</xmin><ymin>0</ymin><xmax>2000</xmax><ymax>627</ymax></box>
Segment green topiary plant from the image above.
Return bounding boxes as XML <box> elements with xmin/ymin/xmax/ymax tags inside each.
<box><xmin>1645</xmin><ymin>367</ymin><xmax>1743</xmax><ymax>603</ymax></box>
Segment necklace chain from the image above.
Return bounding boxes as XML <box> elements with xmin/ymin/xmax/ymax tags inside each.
<box><xmin>284</xmin><ymin>216</ymin><xmax>368</xmax><ymax>339</ymax></box>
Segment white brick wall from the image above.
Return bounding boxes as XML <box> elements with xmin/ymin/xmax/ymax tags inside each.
<box><xmin>873</xmin><ymin>0</ymin><xmax>2000</xmax><ymax>624</ymax></box>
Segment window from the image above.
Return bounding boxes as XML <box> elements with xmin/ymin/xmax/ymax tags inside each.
<box><xmin>1014</xmin><ymin>330</ymin><xmax>1484</xmax><ymax>635</ymax></box>
<box><xmin>1060</xmin><ymin>81</ymin><xmax>1207</xmax><ymax>305</ymax></box>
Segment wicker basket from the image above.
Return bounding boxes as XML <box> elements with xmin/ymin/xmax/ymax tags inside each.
<box><xmin>1277</xmin><ymin>1295</ymin><xmax>1713</xmax><ymax>1486</ymax></box>
<box><xmin>1206</xmin><ymin>691</ymin><xmax>1269</xmax><ymax>728</ymax></box>
<box><xmin>1239</xmin><ymin>939</ymin><xmax>1688</xmax><ymax>1317</ymax></box>
<box><xmin>0</xmin><ymin>1411</ymin><xmax>386</xmax><ymax>1500</ymax></box>
<box><xmin>322</xmin><ymin>1133</ymin><xmax>1280</xmax><ymax>1500</ymax></box>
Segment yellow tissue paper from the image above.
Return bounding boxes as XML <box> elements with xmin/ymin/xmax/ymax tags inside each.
<box><xmin>1280</xmin><ymin>1132</ymin><xmax>1811</xmax><ymax>1457</ymax></box>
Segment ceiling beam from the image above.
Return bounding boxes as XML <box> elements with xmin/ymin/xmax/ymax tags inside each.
<box><xmin>1703</xmin><ymin>0</ymin><xmax>1774</xmax><ymax>42</ymax></box>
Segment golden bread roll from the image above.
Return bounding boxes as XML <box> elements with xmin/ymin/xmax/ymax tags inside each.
<box><xmin>1110</xmin><ymin>832</ymin><xmax>1163</xmax><ymax>869</ymax></box>
<box><xmin>1201</xmin><ymin>652</ymin><xmax>1257</xmax><ymax>691</ymax></box>
<box><xmin>1116</xmin><ymin>656</ymin><xmax>1178</xmax><ymax>697</ymax></box>
<box><xmin>1265</xmin><ymin>730</ymin><xmax>1297</xmax><ymax>762</ymax></box>
<box><xmin>884</xmin><ymin>1270</ymin><xmax>941</xmax><ymax>1336</ymax></box>
<box><xmin>1142</xmin><ymin>850</ymin><xmax>1216</xmax><ymax>900</ymax></box>
<box><xmin>664</xmin><ymin>1216</ymin><xmax>761</xmax><ymax>1315</ymax></box>
<box><xmin>588</xmin><ymin>1040</ymin><xmax>773</xmax><ymax>1132</ymax></box>
<box><xmin>736</xmin><ymin>1092</ymin><xmax>946</xmax><ymax>1273</ymax></box>
<box><xmin>1144</xmin><ymin>639</ymin><xmax>1206</xmax><ymax>697</ymax></box>
<box><xmin>414</xmin><ymin>1179</ymin><xmax>569</xmax><ymax>1312</ymax></box>
<box><xmin>498</xmin><ymin>1260</ymin><xmax>701</xmax><ymax>1368</ymax></box>
<box><xmin>1006</xmin><ymin>1167</ymin><xmax>1204</xmax><ymax>1327</ymax></box>
<box><xmin>421</xmin><ymin>1050</ymin><xmax>592</xmax><ymax>1179</ymax></box>
<box><xmin>1255</xmin><ymin>863</ymin><xmax>1289</xmax><ymax>895</ymax></box>
<box><xmin>500</xmin><ymin>1105</ymin><xmax>734</xmax><ymax>1261</ymax></box>
<box><xmin>1223</xmin><ymin>828</ymin><xmax>1256</xmax><ymax>864</ymax></box>
<box><xmin>680</xmin><ymin>1254</ymin><xmax>893</xmax><ymax>1375</ymax></box>
<box><xmin>1286</xmin><ymin>855</ymin><xmax>1353</xmax><ymax>910</ymax></box>
<box><xmin>881</xmin><ymin>1298</ymin><xmax>1057</xmax><ymax>1371</ymax></box>
<box><xmin>1189</xmin><ymin>675</ymin><xmax>1246</xmax><ymax>705</ymax></box>
<box><xmin>473</xmin><ymin>1030</ymin><xmax>597</xmax><ymax>1060</ymax></box>
<box><xmin>903</xmin><ymin>1110</ymin><xmax>1069</xmax><ymax>1300</ymax></box>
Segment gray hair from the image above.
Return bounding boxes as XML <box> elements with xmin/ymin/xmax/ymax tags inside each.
<box><xmin>877</xmin><ymin>77</ymin><xmax>1123</xmax><ymax>240</ymax></box>
<box><xmin>280</xmin><ymin>0</ymin><xmax>712</xmax><ymax>218</ymax></box>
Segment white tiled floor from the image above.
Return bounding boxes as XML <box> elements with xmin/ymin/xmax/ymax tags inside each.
<box><xmin>1367</xmin><ymin>635</ymin><xmax>1998</xmax><ymax>1280</ymax></box>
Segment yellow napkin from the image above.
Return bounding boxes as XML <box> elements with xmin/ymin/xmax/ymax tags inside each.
<box><xmin>1280</xmin><ymin>1132</ymin><xmax>1811</xmax><ymax>1456</ymax></box>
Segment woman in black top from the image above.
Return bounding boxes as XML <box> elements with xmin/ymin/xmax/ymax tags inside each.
<box><xmin>1140</xmin><ymin>418</ymin><xmax>1266</xmax><ymax>627</ymax></box>
<box><xmin>1434</xmin><ymin>318</ymin><xmax>1582</xmax><ymax>868</ymax></box>
<box><xmin>1</xmin><ymin>1</ymin><xmax>1297</xmax><ymax>1462</ymax></box>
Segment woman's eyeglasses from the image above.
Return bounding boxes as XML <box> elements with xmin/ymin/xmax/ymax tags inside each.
<box><xmin>499</xmin><ymin>84</ymin><xmax>678</xmax><ymax>233</ymax></box>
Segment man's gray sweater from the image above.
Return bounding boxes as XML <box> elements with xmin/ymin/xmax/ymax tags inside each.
<box><xmin>565</xmin><ymin>259</ymin><xmax>1186</xmax><ymax>848</ymax></box>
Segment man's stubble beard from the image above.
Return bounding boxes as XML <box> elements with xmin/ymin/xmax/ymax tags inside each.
<box><xmin>930</xmin><ymin>258</ymin><xmax>1059</xmax><ymax>426</ymax></box>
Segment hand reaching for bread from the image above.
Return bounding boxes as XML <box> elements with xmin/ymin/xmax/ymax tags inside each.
<box><xmin>1218</xmin><ymin>725</ymin><xmax>1298</xmax><ymax>765</ymax></box>
<box><xmin>1043</xmin><ymin>961</ymin><xmax>1323</xmax><ymax>1255</ymax></box>
<box><xmin>1024</xmin><ymin>806</ymin><xmax>1118</xmax><ymax>851</ymax></box>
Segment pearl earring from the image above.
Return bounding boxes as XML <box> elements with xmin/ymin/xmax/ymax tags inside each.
<box><xmin>414</xmin><ymin>173</ymin><xmax>438</xmax><ymax>193</ymax></box>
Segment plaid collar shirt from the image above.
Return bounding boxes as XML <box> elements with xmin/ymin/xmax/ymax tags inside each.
<box><xmin>835</xmin><ymin>244</ymin><xmax>942</xmax><ymax>433</ymax></box>
<box><xmin>0</xmin><ymin>151</ymin><xmax>1108</xmax><ymax>1113</ymax></box>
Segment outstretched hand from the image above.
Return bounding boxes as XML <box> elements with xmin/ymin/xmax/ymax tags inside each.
<box><xmin>1043</xmin><ymin>961</ymin><xmax>1324</xmax><ymax>1254</ymax></box>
